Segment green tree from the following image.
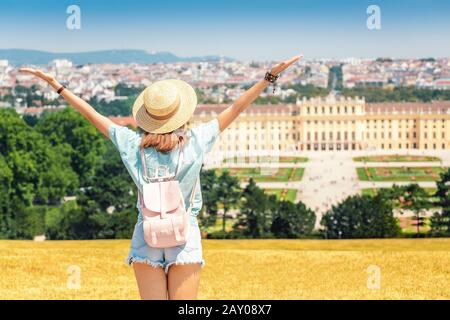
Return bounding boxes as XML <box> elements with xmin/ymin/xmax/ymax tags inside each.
<box><xmin>430</xmin><ymin>168</ymin><xmax>450</xmax><ymax>235</ymax></box>
<box><xmin>0</xmin><ymin>155</ymin><xmax>13</xmax><ymax>238</ymax></box>
<box><xmin>398</xmin><ymin>184</ymin><xmax>431</xmax><ymax>236</ymax></box>
<box><xmin>35</xmin><ymin>108</ymin><xmax>107</xmax><ymax>186</ymax></box>
<box><xmin>321</xmin><ymin>194</ymin><xmax>400</xmax><ymax>239</ymax></box>
<box><xmin>216</xmin><ymin>170</ymin><xmax>241</xmax><ymax>232</ymax></box>
<box><xmin>271</xmin><ymin>200</ymin><xmax>316</xmax><ymax>238</ymax></box>
<box><xmin>235</xmin><ymin>178</ymin><xmax>273</xmax><ymax>238</ymax></box>
<box><xmin>198</xmin><ymin>169</ymin><xmax>219</xmax><ymax>230</ymax></box>
<box><xmin>0</xmin><ymin>109</ymin><xmax>77</xmax><ymax>238</ymax></box>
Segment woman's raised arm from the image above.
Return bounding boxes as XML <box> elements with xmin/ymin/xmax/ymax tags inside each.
<box><xmin>19</xmin><ymin>68</ymin><xmax>114</xmax><ymax>138</ymax></box>
<box><xmin>216</xmin><ymin>54</ymin><xmax>302</xmax><ymax>132</ymax></box>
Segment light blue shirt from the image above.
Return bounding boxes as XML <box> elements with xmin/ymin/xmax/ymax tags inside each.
<box><xmin>108</xmin><ymin>118</ymin><xmax>220</xmax><ymax>224</ymax></box>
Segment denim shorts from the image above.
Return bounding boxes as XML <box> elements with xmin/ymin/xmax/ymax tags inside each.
<box><xmin>126</xmin><ymin>214</ymin><xmax>204</xmax><ymax>274</ymax></box>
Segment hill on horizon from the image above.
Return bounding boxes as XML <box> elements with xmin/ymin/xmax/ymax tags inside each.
<box><xmin>0</xmin><ymin>49</ymin><xmax>233</xmax><ymax>65</ymax></box>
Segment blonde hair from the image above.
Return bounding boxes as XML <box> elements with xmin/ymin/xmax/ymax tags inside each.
<box><xmin>140</xmin><ymin>125</ymin><xmax>187</xmax><ymax>152</ymax></box>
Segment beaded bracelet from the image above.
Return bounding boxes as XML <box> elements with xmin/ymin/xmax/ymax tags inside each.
<box><xmin>264</xmin><ymin>71</ymin><xmax>279</xmax><ymax>93</ymax></box>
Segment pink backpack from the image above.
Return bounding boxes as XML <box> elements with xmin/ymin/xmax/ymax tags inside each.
<box><xmin>138</xmin><ymin>144</ymin><xmax>198</xmax><ymax>248</ymax></box>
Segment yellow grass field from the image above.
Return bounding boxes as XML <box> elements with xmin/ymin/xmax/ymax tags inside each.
<box><xmin>1</xmin><ymin>239</ymin><xmax>450</xmax><ymax>300</ymax></box>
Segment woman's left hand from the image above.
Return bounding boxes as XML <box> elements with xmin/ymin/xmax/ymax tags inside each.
<box><xmin>19</xmin><ymin>68</ymin><xmax>56</xmax><ymax>84</ymax></box>
<box><xmin>270</xmin><ymin>54</ymin><xmax>303</xmax><ymax>76</ymax></box>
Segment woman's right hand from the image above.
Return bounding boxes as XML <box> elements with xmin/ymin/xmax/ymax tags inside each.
<box><xmin>19</xmin><ymin>68</ymin><xmax>56</xmax><ymax>85</ymax></box>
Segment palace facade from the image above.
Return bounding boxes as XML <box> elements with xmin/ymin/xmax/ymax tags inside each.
<box><xmin>187</xmin><ymin>95</ymin><xmax>450</xmax><ymax>154</ymax></box>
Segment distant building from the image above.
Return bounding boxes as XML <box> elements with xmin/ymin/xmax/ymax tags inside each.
<box><xmin>50</xmin><ymin>59</ymin><xmax>73</xmax><ymax>69</ymax></box>
<box><xmin>433</xmin><ymin>78</ymin><xmax>450</xmax><ymax>90</ymax></box>
<box><xmin>189</xmin><ymin>96</ymin><xmax>450</xmax><ymax>153</ymax></box>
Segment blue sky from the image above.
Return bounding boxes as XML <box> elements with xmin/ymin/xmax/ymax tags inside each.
<box><xmin>0</xmin><ymin>0</ymin><xmax>449</xmax><ymax>60</ymax></box>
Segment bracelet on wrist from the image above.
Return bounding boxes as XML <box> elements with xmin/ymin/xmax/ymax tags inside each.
<box><xmin>264</xmin><ymin>71</ymin><xmax>279</xmax><ymax>94</ymax></box>
<box><xmin>56</xmin><ymin>85</ymin><xmax>66</xmax><ymax>95</ymax></box>
<box><xmin>264</xmin><ymin>71</ymin><xmax>279</xmax><ymax>83</ymax></box>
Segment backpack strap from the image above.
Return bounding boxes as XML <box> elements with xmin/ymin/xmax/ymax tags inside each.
<box><xmin>186</xmin><ymin>175</ymin><xmax>200</xmax><ymax>214</ymax></box>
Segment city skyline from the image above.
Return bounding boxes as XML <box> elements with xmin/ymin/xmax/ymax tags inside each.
<box><xmin>0</xmin><ymin>0</ymin><xmax>449</xmax><ymax>60</ymax></box>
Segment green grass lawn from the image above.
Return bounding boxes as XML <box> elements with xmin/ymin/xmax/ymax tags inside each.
<box><xmin>357</xmin><ymin>167</ymin><xmax>446</xmax><ymax>182</ymax></box>
<box><xmin>362</xmin><ymin>187</ymin><xmax>437</xmax><ymax>197</ymax></box>
<box><xmin>223</xmin><ymin>156</ymin><xmax>308</xmax><ymax>164</ymax></box>
<box><xmin>353</xmin><ymin>154</ymin><xmax>441</xmax><ymax>162</ymax></box>
<box><xmin>217</xmin><ymin>167</ymin><xmax>305</xmax><ymax>182</ymax></box>
<box><xmin>264</xmin><ymin>188</ymin><xmax>298</xmax><ymax>202</ymax></box>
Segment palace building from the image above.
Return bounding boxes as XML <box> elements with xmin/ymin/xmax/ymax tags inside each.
<box><xmin>110</xmin><ymin>95</ymin><xmax>450</xmax><ymax>154</ymax></box>
<box><xmin>187</xmin><ymin>95</ymin><xmax>450</xmax><ymax>154</ymax></box>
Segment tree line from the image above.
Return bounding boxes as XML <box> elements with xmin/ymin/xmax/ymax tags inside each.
<box><xmin>1</xmin><ymin>107</ymin><xmax>449</xmax><ymax>240</ymax></box>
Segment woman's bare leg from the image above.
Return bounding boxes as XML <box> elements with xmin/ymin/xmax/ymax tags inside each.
<box><xmin>167</xmin><ymin>263</ymin><xmax>202</xmax><ymax>300</ymax></box>
<box><xmin>133</xmin><ymin>263</ymin><xmax>167</xmax><ymax>300</ymax></box>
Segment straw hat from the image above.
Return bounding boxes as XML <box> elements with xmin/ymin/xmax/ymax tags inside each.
<box><xmin>132</xmin><ymin>79</ymin><xmax>197</xmax><ymax>133</ymax></box>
